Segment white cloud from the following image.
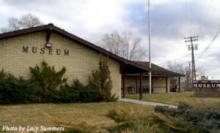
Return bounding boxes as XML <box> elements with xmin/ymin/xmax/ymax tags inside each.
<box><xmin>0</xmin><ymin>0</ymin><xmax>135</xmax><ymax>39</ymax></box>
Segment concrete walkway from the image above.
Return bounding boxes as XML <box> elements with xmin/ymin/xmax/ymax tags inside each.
<box><xmin>119</xmin><ymin>98</ymin><xmax>177</xmax><ymax>108</ymax></box>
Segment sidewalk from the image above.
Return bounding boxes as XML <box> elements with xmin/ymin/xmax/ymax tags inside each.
<box><xmin>119</xmin><ymin>98</ymin><xmax>177</xmax><ymax>108</ymax></box>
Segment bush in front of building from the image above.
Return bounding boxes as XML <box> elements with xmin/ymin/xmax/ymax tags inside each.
<box><xmin>0</xmin><ymin>58</ymin><xmax>118</xmax><ymax>104</ymax></box>
<box><xmin>55</xmin><ymin>80</ymin><xmax>101</xmax><ymax>103</ymax></box>
<box><xmin>28</xmin><ymin>61</ymin><xmax>103</xmax><ymax>103</ymax></box>
<box><xmin>89</xmin><ymin>56</ymin><xmax>118</xmax><ymax>101</ymax></box>
<box><xmin>29</xmin><ymin>61</ymin><xmax>67</xmax><ymax>102</ymax></box>
<box><xmin>0</xmin><ymin>75</ymin><xmax>39</xmax><ymax>104</ymax></box>
<box><xmin>0</xmin><ymin>72</ymin><xmax>101</xmax><ymax>104</ymax></box>
<box><xmin>0</xmin><ymin>69</ymin><xmax>7</xmax><ymax>80</ymax></box>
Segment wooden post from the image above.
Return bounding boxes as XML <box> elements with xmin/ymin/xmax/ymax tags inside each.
<box><xmin>136</xmin><ymin>76</ymin><xmax>138</xmax><ymax>93</ymax></box>
<box><xmin>178</xmin><ymin>76</ymin><xmax>181</xmax><ymax>92</ymax></box>
<box><xmin>139</xmin><ymin>73</ymin><xmax>143</xmax><ymax>100</ymax></box>
<box><xmin>120</xmin><ymin>64</ymin><xmax>126</xmax><ymax>98</ymax></box>
<box><xmin>165</xmin><ymin>77</ymin><xmax>168</xmax><ymax>93</ymax></box>
<box><xmin>122</xmin><ymin>75</ymin><xmax>125</xmax><ymax>98</ymax></box>
<box><xmin>152</xmin><ymin>77</ymin><xmax>154</xmax><ymax>93</ymax></box>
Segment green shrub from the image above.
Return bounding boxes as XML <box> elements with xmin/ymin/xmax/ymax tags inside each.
<box><xmin>78</xmin><ymin>84</ymin><xmax>101</xmax><ymax>103</ymax></box>
<box><xmin>57</xmin><ymin>80</ymin><xmax>101</xmax><ymax>103</ymax></box>
<box><xmin>0</xmin><ymin>60</ymin><xmax>117</xmax><ymax>104</ymax></box>
<box><xmin>29</xmin><ymin>61</ymin><xmax>67</xmax><ymax>101</ymax></box>
<box><xmin>0</xmin><ymin>69</ymin><xmax>7</xmax><ymax>80</ymax></box>
<box><xmin>154</xmin><ymin>102</ymin><xmax>220</xmax><ymax>133</ymax></box>
<box><xmin>0</xmin><ymin>76</ymin><xmax>38</xmax><ymax>104</ymax></box>
<box><xmin>89</xmin><ymin>56</ymin><xmax>118</xmax><ymax>101</ymax></box>
<box><xmin>149</xmin><ymin>114</ymin><xmax>200</xmax><ymax>133</ymax></box>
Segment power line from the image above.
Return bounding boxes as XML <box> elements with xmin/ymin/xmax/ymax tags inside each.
<box><xmin>197</xmin><ymin>30</ymin><xmax>220</xmax><ymax>59</ymax></box>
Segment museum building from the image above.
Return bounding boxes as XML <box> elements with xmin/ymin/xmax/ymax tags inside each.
<box><xmin>0</xmin><ymin>24</ymin><xmax>183</xmax><ymax>99</ymax></box>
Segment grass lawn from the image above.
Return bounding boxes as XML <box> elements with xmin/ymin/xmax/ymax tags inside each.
<box><xmin>127</xmin><ymin>92</ymin><xmax>220</xmax><ymax>107</ymax></box>
<box><xmin>0</xmin><ymin>102</ymin><xmax>153</xmax><ymax>132</ymax></box>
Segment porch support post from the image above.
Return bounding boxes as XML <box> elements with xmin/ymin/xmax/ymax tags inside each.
<box><xmin>165</xmin><ymin>77</ymin><xmax>168</xmax><ymax>93</ymax></box>
<box><xmin>178</xmin><ymin>76</ymin><xmax>181</xmax><ymax>92</ymax></box>
<box><xmin>136</xmin><ymin>76</ymin><xmax>138</xmax><ymax>93</ymax></box>
<box><xmin>120</xmin><ymin>64</ymin><xmax>126</xmax><ymax>98</ymax></box>
<box><xmin>122</xmin><ymin>75</ymin><xmax>125</xmax><ymax>98</ymax></box>
<box><xmin>152</xmin><ymin>76</ymin><xmax>154</xmax><ymax>93</ymax></box>
<box><xmin>139</xmin><ymin>73</ymin><xmax>143</xmax><ymax>100</ymax></box>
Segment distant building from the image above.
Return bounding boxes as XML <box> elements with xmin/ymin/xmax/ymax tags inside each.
<box><xmin>201</xmin><ymin>76</ymin><xmax>208</xmax><ymax>80</ymax></box>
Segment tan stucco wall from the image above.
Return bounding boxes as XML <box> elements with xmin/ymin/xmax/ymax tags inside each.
<box><xmin>124</xmin><ymin>76</ymin><xmax>171</xmax><ymax>93</ymax></box>
<box><xmin>0</xmin><ymin>31</ymin><xmax>121</xmax><ymax>98</ymax></box>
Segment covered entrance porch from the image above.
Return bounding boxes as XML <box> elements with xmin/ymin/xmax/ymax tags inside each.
<box><xmin>121</xmin><ymin>61</ymin><xmax>183</xmax><ymax>100</ymax></box>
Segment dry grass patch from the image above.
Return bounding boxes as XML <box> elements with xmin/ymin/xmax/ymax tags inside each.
<box><xmin>106</xmin><ymin>108</ymin><xmax>161</xmax><ymax>133</ymax></box>
<box><xmin>127</xmin><ymin>92</ymin><xmax>220</xmax><ymax>107</ymax></box>
<box><xmin>0</xmin><ymin>102</ymin><xmax>153</xmax><ymax>132</ymax></box>
<box><xmin>107</xmin><ymin>107</ymin><xmax>150</xmax><ymax>123</ymax></box>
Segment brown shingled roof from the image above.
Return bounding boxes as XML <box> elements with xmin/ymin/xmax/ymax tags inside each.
<box><xmin>134</xmin><ymin>61</ymin><xmax>184</xmax><ymax>76</ymax></box>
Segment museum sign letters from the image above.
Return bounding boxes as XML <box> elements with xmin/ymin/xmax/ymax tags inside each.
<box><xmin>22</xmin><ymin>46</ymin><xmax>70</xmax><ymax>56</ymax></box>
<box><xmin>193</xmin><ymin>80</ymin><xmax>220</xmax><ymax>89</ymax></box>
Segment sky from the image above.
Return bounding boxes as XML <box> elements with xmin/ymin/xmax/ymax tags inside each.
<box><xmin>0</xmin><ymin>0</ymin><xmax>220</xmax><ymax>79</ymax></box>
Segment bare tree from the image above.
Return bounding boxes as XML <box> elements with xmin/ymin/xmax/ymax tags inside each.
<box><xmin>166</xmin><ymin>61</ymin><xmax>206</xmax><ymax>91</ymax></box>
<box><xmin>99</xmin><ymin>32</ymin><xmax>146</xmax><ymax>61</ymax></box>
<box><xmin>166</xmin><ymin>61</ymin><xmax>191</xmax><ymax>91</ymax></box>
<box><xmin>1</xmin><ymin>14</ymin><xmax>43</xmax><ymax>32</ymax></box>
<box><xmin>166</xmin><ymin>61</ymin><xmax>187</xmax><ymax>74</ymax></box>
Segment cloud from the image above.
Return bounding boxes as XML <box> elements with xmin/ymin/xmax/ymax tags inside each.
<box><xmin>0</xmin><ymin>0</ymin><xmax>132</xmax><ymax>40</ymax></box>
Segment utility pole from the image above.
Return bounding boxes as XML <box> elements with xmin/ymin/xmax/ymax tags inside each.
<box><xmin>148</xmin><ymin>0</ymin><xmax>152</xmax><ymax>95</ymax></box>
<box><xmin>185</xmin><ymin>36</ymin><xmax>198</xmax><ymax>82</ymax></box>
